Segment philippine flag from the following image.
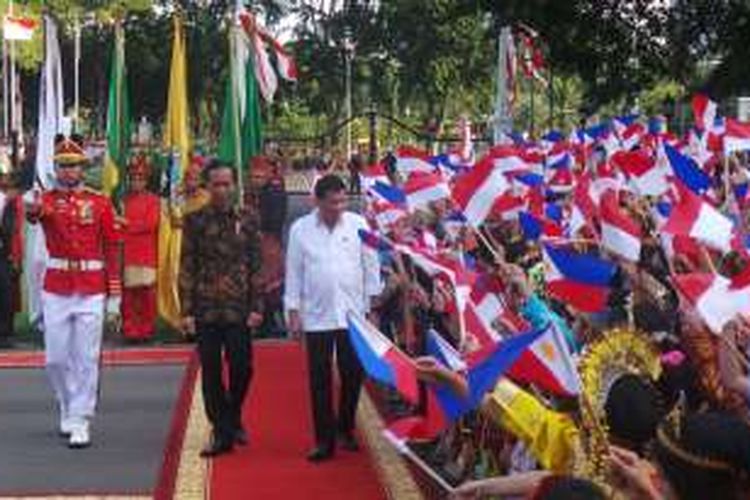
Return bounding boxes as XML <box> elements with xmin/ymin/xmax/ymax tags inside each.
<box><xmin>663</xmin><ymin>143</ymin><xmax>712</xmax><ymax>195</ymax></box>
<box><xmin>385</xmin><ymin>327</ymin><xmax>543</xmax><ymax>442</ymax></box>
<box><xmin>433</xmin><ymin>327</ymin><xmax>545</xmax><ymax>422</ymax></box>
<box><xmin>543</xmin><ymin>243</ymin><xmax>616</xmax><ymax>313</ymax></box>
<box><xmin>403</xmin><ymin>172</ymin><xmax>451</xmax><ymax>210</ymax></box>
<box><xmin>451</xmin><ymin>157</ymin><xmax>510</xmax><ymax>227</ymax></box>
<box><xmin>362</xmin><ymin>163</ymin><xmax>391</xmax><ymax>191</ymax></box>
<box><xmin>346</xmin><ymin>313</ymin><xmax>420</xmax><ymax>403</ymax></box>
<box><xmin>661</xmin><ymin>189</ymin><xmax>735</xmax><ymax>253</ymax></box>
<box><xmin>507</xmin><ymin>322</ymin><xmax>582</xmax><ymax>397</ymax></box>
<box><xmin>519</xmin><ymin>211</ymin><xmax>564</xmax><ymax>241</ymax></box>
<box><xmin>599</xmin><ymin>191</ymin><xmax>642</xmax><ymax>262</ymax></box>
<box><xmin>369</xmin><ymin>180</ymin><xmax>406</xmax><ymax>205</ymax></box>
<box><xmin>426</xmin><ymin>329</ymin><xmax>467</xmax><ymax>372</ymax></box>
<box><xmin>358</xmin><ymin>228</ymin><xmax>395</xmax><ymax>253</ymax></box>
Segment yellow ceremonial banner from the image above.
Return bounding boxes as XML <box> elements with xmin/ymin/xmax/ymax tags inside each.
<box><xmin>157</xmin><ymin>14</ymin><xmax>191</xmax><ymax>329</ymax></box>
<box><xmin>101</xmin><ymin>155</ymin><xmax>119</xmax><ymax>197</ymax></box>
<box><xmin>162</xmin><ymin>14</ymin><xmax>191</xmax><ymax>161</ymax></box>
<box><xmin>483</xmin><ymin>378</ymin><xmax>579</xmax><ymax>473</ymax></box>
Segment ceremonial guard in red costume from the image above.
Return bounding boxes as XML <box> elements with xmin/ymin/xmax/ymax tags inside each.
<box><xmin>122</xmin><ymin>154</ymin><xmax>159</xmax><ymax>341</ymax></box>
<box><xmin>26</xmin><ymin>136</ymin><xmax>121</xmax><ymax>448</ymax></box>
<box><xmin>0</xmin><ymin>150</ymin><xmax>23</xmax><ymax>348</ymax></box>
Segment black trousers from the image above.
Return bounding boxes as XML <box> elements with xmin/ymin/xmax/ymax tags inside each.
<box><xmin>197</xmin><ymin>322</ymin><xmax>253</xmax><ymax>442</ymax></box>
<box><xmin>306</xmin><ymin>329</ymin><xmax>364</xmax><ymax>449</ymax></box>
<box><xmin>0</xmin><ymin>258</ymin><xmax>13</xmax><ymax>341</ymax></box>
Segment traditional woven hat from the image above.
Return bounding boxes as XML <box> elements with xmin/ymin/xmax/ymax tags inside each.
<box><xmin>53</xmin><ymin>134</ymin><xmax>88</xmax><ymax>165</ymax></box>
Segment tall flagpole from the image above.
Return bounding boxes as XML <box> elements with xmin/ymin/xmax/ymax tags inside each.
<box><xmin>343</xmin><ymin>26</ymin><xmax>354</xmax><ymax>161</ymax></box>
<box><xmin>230</xmin><ymin>9</ymin><xmax>244</xmax><ymax>207</ymax></box>
<box><xmin>9</xmin><ymin>0</ymin><xmax>16</xmax><ymax>138</ymax></box>
<box><xmin>2</xmin><ymin>32</ymin><xmax>7</xmax><ymax>138</ymax></box>
<box><xmin>73</xmin><ymin>15</ymin><xmax>80</xmax><ymax>132</ymax></box>
<box><xmin>493</xmin><ymin>26</ymin><xmax>513</xmax><ymax>145</ymax></box>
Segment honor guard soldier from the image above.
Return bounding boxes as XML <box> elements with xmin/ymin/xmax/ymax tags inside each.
<box><xmin>26</xmin><ymin>135</ymin><xmax>122</xmax><ymax>448</ymax></box>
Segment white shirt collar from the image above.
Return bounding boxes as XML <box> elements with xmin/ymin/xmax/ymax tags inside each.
<box><xmin>314</xmin><ymin>208</ymin><xmax>344</xmax><ymax>231</ymax></box>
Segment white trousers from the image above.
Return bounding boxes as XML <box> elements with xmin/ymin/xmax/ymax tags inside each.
<box><xmin>41</xmin><ymin>291</ymin><xmax>105</xmax><ymax>422</ymax></box>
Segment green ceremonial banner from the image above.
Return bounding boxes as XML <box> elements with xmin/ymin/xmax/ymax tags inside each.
<box><xmin>102</xmin><ymin>22</ymin><xmax>132</xmax><ymax>205</ymax></box>
<box><xmin>218</xmin><ymin>55</ymin><xmax>263</xmax><ymax>171</ymax></box>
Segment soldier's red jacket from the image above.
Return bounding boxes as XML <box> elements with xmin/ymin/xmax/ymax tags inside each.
<box><xmin>28</xmin><ymin>187</ymin><xmax>121</xmax><ymax>296</ymax></box>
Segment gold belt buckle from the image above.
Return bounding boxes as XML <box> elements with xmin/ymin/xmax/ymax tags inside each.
<box><xmin>69</xmin><ymin>260</ymin><xmax>81</xmax><ymax>272</ymax></box>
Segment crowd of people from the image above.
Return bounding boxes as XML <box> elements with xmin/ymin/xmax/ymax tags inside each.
<box><xmin>339</xmin><ymin>106</ymin><xmax>750</xmax><ymax>498</ymax></box>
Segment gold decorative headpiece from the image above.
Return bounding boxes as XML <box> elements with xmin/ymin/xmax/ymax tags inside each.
<box><xmin>578</xmin><ymin>327</ymin><xmax>662</xmax><ymax>421</ymax></box>
<box><xmin>574</xmin><ymin>328</ymin><xmax>662</xmax><ymax>486</ymax></box>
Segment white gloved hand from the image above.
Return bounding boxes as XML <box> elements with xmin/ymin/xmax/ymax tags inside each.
<box><xmin>106</xmin><ymin>296</ymin><xmax>122</xmax><ymax>317</ymax></box>
<box><xmin>105</xmin><ymin>296</ymin><xmax>122</xmax><ymax>334</ymax></box>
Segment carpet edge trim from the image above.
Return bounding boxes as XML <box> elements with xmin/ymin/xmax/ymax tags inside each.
<box><xmin>171</xmin><ymin>367</ymin><xmax>211</xmax><ymax>500</ymax></box>
<box><xmin>153</xmin><ymin>352</ymin><xmax>200</xmax><ymax>500</ymax></box>
<box><xmin>357</xmin><ymin>392</ymin><xmax>424</xmax><ymax>500</ymax></box>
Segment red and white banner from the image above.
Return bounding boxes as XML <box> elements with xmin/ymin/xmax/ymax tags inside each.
<box><xmin>4</xmin><ymin>16</ymin><xmax>35</xmax><ymax>41</ymax></box>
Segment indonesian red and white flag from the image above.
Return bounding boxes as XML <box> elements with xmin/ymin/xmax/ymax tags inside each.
<box><xmin>3</xmin><ymin>16</ymin><xmax>35</xmax><ymax>41</ymax></box>
<box><xmin>619</xmin><ymin>122</ymin><xmax>645</xmax><ymax>151</ymax></box>
<box><xmin>490</xmin><ymin>146</ymin><xmax>544</xmax><ymax>175</ymax></box>
<box><xmin>250</xmin><ymin>29</ymin><xmax>278</xmax><ymax>102</ymax></box>
<box><xmin>239</xmin><ymin>10</ymin><xmax>288</xmax><ymax>102</ymax></box>
<box><xmin>470</xmin><ymin>275</ymin><xmax>529</xmax><ymax>337</ymax></box>
<box><xmin>661</xmin><ymin>189</ymin><xmax>735</xmax><ymax>253</ymax></box>
<box><xmin>599</xmin><ymin>191</ymin><xmax>642</xmax><ymax>262</ymax></box>
<box><xmin>612</xmin><ymin>150</ymin><xmax>669</xmax><ymax>197</ymax></box>
<box><xmin>395</xmin><ymin>146</ymin><xmax>435</xmax><ymax>176</ymax></box>
<box><xmin>266</xmin><ymin>37</ymin><xmax>298</xmax><ymax>82</ymax></box>
<box><xmin>692</xmin><ymin>94</ymin><xmax>718</xmax><ymax>132</ymax></box>
<box><xmin>674</xmin><ymin>273</ymin><xmax>750</xmax><ymax>334</ymax></box>
<box><xmin>451</xmin><ymin>156</ymin><xmax>510</xmax><ymax>227</ymax></box>
<box><xmin>724</xmin><ymin>118</ymin><xmax>750</xmax><ymax>154</ymax></box>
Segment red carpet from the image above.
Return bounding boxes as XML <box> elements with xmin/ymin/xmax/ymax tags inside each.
<box><xmin>209</xmin><ymin>341</ymin><xmax>386</xmax><ymax>500</ymax></box>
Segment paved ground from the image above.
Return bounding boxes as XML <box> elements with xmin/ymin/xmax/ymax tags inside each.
<box><xmin>0</xmin><ymin>365</ymin><xmax>184</xmax><ymax>496</ymax></box>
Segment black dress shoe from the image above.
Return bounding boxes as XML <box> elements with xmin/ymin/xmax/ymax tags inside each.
<box><xmin>306</xmin><ymin>446</ymin><xmax>334</xmax><ymax>462</ymax></box>
<box><xmin>200</xmin><ymin>440</ymin><xmax>233</xmax><ymax>458</ymax></box>
<box><xmin>338</xmin><ymin>433</ymin><xmax>360</xmax><ymax>452</ymax></box>
<box><xmin>234</xmin><ymin>427</ymin><xmax>249</xmax><ymax>446</ymax></box>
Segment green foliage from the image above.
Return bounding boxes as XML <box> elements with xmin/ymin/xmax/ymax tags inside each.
<box><xmin>7</xmin><ymin>0</ymin><xmax>750</xmax><ymax>147</ymax></box>
<box><xmin>638</xmin><ymin>80</ymin><xmax>686</xmax><ymax>116</ymax></box>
